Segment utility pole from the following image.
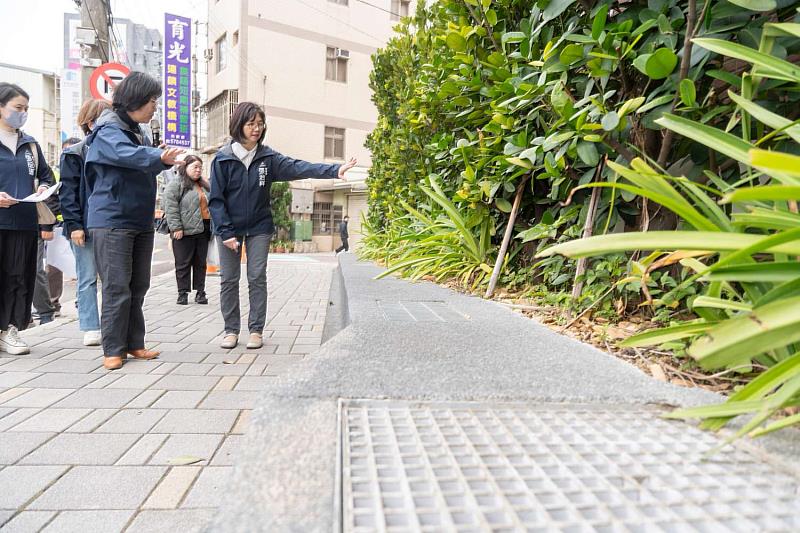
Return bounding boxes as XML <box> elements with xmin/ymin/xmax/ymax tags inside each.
<box><xmin>79</xmin><ymin>0</ymin><xmax>111</xmax><ymax>102</ymax></box>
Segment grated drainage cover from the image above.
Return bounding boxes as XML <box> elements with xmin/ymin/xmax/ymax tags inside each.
<box><xmin>377</xmin><ymin>301</ymin><xmax>466</xmax><ymax>322</ymax></box>
<box><xmin>338</xmin><ymin>400</ymin><xmax>800</xmax><ymax>532</ymax></box>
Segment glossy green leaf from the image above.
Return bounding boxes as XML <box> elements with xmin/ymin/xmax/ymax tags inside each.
<box><xmin>601</xmin><ymin>111</ymin><xmax>620</xmax><ymax>131</ymax></box>
<box><xmin>693</xmin><ymin>38</ymin><xmax>800</xmax><ymax>83</ymax></box>
<box><xmin>619</xmin><ymin>321</ymin><xmax>718</xmax><ymax>347</ymax></box>
<box><xmin>495</xmin><ymin>197</ymin><xmax>512</xmax><ymax>213</ymax></box>
<box><xmin>679</xmin><ymin>79</ymin><xmax>696</xmax><ymax>107</ymax></box>
<box><xmin>446</xmin><ymin>32</ymin><xmax>467</xmax><ymax>52</ymax></box>
<box><xmin>725</xmin><ymin>0</ymin><xmax>776</xmax><ymax>12</ymax></box>
<box><xmin>706</xmin><ymin>262</ymin><xmax>800</xmax><ymax>283</ymax></box>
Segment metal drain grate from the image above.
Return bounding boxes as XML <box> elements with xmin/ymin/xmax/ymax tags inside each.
<box><xmin>338</xmin><ymin>400</ymin><xmax>800</xmax><ymax>532</ymax></box>
<box><xmin>377</xmin><ymin>301</ymin><xmax>466</xmax><ymax>322</ymax></box>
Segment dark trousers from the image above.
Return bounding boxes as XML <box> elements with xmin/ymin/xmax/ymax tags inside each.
<box><xmin>336</xmin><ymin>237</ymin><xmax>349</xmax><ymax>253</ymax></box>
<box><xmin>172</xmin><ymin>220</ymin><xmax>211</xmax><ymax>293</ymax></box>
<box><xmin>92</xmin><ymin>228</ymin><xmax>154</xmax><ymax>357</ymax></box>
<box><xmin>0</xmin><ymin>230</ymin><xmax>37</xmax><ymax>331</ymax></box>
<box><xmin>32</xmin><ymin>238</ymin><xmax>55</xmax><ymax>318</ymax></box>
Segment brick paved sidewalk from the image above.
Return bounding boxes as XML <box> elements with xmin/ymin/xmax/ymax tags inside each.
<box><xmin>0</xmin><ymin>254</ymin><xmax>336</xmax><ymax>532</ymax></box>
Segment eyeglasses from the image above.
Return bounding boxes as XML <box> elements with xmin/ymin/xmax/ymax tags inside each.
<box><xmin>244</xmin><ymin>122</ymin><xmax>266</xmax><ymax>131</ymax></box>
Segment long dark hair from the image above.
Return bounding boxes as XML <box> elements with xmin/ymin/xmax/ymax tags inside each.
<box><xmin>178</xmin><ymin>155</ymin><xmax>203</xmax><ymax>191</ymax></box>
<box><xmin>229</xmin><ymin>102</ymin><xmax>266</xmax><ymax>145</ymax></box>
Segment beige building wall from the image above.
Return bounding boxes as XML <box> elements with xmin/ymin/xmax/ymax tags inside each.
<box><xmin>205</xmin><ymin>0</ymin><xmax>414</xmax><ymax>250</ymax></box>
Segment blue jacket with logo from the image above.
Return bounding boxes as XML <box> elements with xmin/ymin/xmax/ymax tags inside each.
<box><xmin>58</xmin><ymin>139</ymin><xmax>90</xmax><ymax>237</ymax></box>
<box><xmin>84</xmin><ymin>109</ymin><xmax>169</xmax><ymax>230</ymax></box>
<box><xmin>209</xmin><ymin>142</ymin><xmax>341</xmax><ymax>241</ymax></box>
<box><xmin>0</xmin><ymin>131</ymin><xmax>55</xmax><ymax>231</ymax></box>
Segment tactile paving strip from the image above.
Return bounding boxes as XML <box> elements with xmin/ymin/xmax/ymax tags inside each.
<box><xmin>338</xmin><ymin>400</ymin><xmax>800</xmax><ymax>532</ymax></box>
<box><xmin>377</xmin><ymin>301</ymin><xmax>466</xmax><ymax>322</ymax></box>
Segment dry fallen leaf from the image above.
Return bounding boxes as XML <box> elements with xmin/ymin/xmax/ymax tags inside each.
<box><xmin>649</xmin><ymin>363</ymin><xmax>668</xmax><ymax>382</ymax></box>
<box><xmin>167</xmin><ymin>455</ymin><xmax>205</xmax><ymax>466</ymax></box>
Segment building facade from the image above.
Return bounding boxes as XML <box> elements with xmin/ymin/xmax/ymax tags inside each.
<box><xmin>201</xmin><ymin>0</ymin><xmax>412</xmax><ymax>251</ymax></box>
<box><xmin>62</xmin><ymin>13</ymin><xmax>163</xmax><ymax>142</ymax></box>
<box><xmin>0</xmin><ymin>63</ymin><xmax>60</xmax><ymax>166</ymax></box>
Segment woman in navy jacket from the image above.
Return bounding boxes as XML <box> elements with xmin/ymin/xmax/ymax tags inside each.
<box><xmin>84</xmin><ymin>73</ymin><xmax>183</xmax><ymax>370</ymax></box>
<box><xmin>0</xmin><ymin>83</ymin><xmax>55</xmax><ymax>355</ymax></box>
<box><xmin>209</xmin><ymin>101</ymin><xmax>355</xmax><ymax>349</ymax></box>
<box><xmin>58</xmin><ymin>98</ymin><xmax>110</xmax><ymax>347</ymax></box>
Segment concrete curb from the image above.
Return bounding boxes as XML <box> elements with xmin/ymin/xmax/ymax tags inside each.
<box><xmin>211</xmin><ymin>255</ymin><xmax>800</xmax><ymax>532</ymax></box>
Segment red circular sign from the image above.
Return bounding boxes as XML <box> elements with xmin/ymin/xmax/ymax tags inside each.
<box><xmin>89</xmin><ymin>62</ymin><xmax>132</xmax><ymax>102</ymax></box>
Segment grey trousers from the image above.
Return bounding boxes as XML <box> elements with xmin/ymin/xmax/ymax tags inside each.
<box><xmin>218</xmin><ymin>233</ymin><xmax>271</xmax><ymax>334</ymax></box>
<box><xmin>91</xmin><ymin>228</ymin><xmax>154</xmax><ymax>357</ymax></box>
<box><xmin>32</xmin><ymin>238</ymin><xmax>55</xmax><ymax>319</ymax></box>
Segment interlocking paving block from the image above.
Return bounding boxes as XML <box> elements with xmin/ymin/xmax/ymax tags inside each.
<box><xmin>42</xmin><ymin>510</ymin><xmax>134</xmax><ymax>533</ymax></box>
<box><xmin>152</xmin><ymin>409</ymin><xmax>238</xmax><ymax>434</ymax></box>
<box><xmin>9</xmin><ymin>408</ymin><xmax>91</xmax><ymax>432</ymax></box>
<box><xmin>180</xmin><ymin>466</ymin><xmax>233</xmax><ymax>508</ymax></box>
<box><xmin>339</xmin><ymin>401</ymin><xmax>800</xmax><ymax>532</ymax></box>
<box><xmin>376</xmin><ymin>301</ymin><xmax>467</xmax><ymax>323</ymax></box>
<box><xmin>29</xmin><ymin>466</ymin><xmax>166</xmax><ymax>510</ymax></box>
<box><xmin>148</xmin><ymin>434</ymin><xmax>223</xmax><ymax>465</ymax></box>
<box><xmin>0</xmin><ymin>466</ymin><xmax>68</xmax><ymax>508</ymax></box>
<box><xmin>126</xmin><ymin>509</ymin><xmax>216</xmax><ymax>533</ymax></box>
<box><xmin>20</xmin><ymin>433</ymin><xmax>140</xmax><ymax>465</ymax></box>
<box><xmin>0</xmin><ymin>431</ymin><xmax>55</xmax><ymax>464</ymax></box>
<box><xmin>1</xmin><ymin>510</ymin><xmax>56</xmax><ymax>532</ymax></box>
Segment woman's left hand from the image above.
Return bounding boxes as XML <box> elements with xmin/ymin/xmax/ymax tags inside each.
<box><xmin>338</xmin><ymin>157</ymin><xmax>357</xmax><ymax>180</ymax></box>
<box><xmin>173</xmin><ymin>230</ymin><xmax>184</xmax><ymax>240</ymax></box>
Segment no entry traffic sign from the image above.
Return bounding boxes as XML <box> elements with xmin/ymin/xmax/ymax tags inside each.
<box><xmin>89</xmin><ymin>62</ymin><xmax>131</xmax><ymax>102</ymax></box>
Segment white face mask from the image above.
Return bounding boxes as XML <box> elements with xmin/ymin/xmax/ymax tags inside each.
<box><xmin>2</xmin><ymin>108</ymin><xmax>27</xmax><ymax>129</ymax></box>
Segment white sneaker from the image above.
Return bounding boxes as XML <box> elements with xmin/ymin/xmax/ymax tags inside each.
<box><xmin>83</xmin><ymin>330</ymin><xmax>102</xmax><ymax>346</ymax></box>
<box><xmin>0</xmin><ymin>326</ymin><xmax>30</xmax><ymax>355</ymax></box>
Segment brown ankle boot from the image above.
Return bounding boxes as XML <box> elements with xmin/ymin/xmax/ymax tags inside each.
<box><xmin>103</xmin><ymin>356</ymin><xmax>123</xmax><ymax>370</ymax></box>
<box><xmin>127</xmin><ymin>348</ymin><xmax>160</xmax><ymax>360</ymax></box>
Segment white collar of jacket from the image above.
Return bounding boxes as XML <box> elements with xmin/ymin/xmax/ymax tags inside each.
<box><xmin>231</xmin><ymin>142</ymin><xmax>258</xmax><ymax>169</ymax></box>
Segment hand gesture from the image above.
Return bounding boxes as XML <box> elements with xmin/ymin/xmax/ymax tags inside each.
<box><xmin>0</xmin><ymin>192</ymin><xmax>17</xmax><ymax>208</ymax></box>
<box><xmin>223</xmin><ymin>237</ymin><xmax>240</xmax><ymax>252</ymax></box>
<box><xmin>161</xmin><ymin>147</ymin><xmax>185</xmax><ymax>165</ymax></box>
<box><xmin>338</xmin><ymin>157</ymin><xmax>357</xmax><ymax>180</ymax></box>
<box><xmin>71</xmin><ymin>229</ymin><xmax>86</xmax><ymax>247</ymax></box>
<box><xmin>173</xmin><ymin>230</ymin><xmax>184</xmax><ymax>240</ymax></box>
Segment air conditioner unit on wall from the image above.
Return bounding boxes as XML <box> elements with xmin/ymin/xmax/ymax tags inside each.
<box><xmin>336</xmin><ymin>48</ymin><xmax>350</xmax><ymax>60</ymax></box>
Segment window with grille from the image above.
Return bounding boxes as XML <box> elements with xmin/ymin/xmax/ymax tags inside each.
<box><xmin>324</xmin><ymin>127</ymin><xmax>345</xmax><ymax>160</ymax></box>
<box><xmin>325</xmin><ymin>46</ymin><xmax>348</xmax><ymax>83</ymax></box>
<box><xmin>312</xmin><ymin>202</ymin><xmax>332</xmax><ymax>235</ymax></box>
<box><xmin>391</xmin><ymin>0</ymin><xmax>410</xmax><ymax>20</ymax></box>
<box><xmin>216</xmin><ymin>34</ymin><xmax>227</xmax><ymax>72</ymax></box>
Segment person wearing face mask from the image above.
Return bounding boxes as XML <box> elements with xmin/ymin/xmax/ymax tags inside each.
<box><xmin>58</xmin><ymin>99</ymin><xmax>111</xmax><ymax>347</ymax></box>
<box><xmin>84</xmin><ymin>72</ymin><xmax>184</xmax><ymax>370</ymax></box>
<box><xmin>0</xmin><ymin>83</ymin><xmax>56</xmax><ymax>355</ymax></box>
<box><xmin>209</xmin><ymin>102</ymin><xmax>356</xmax><ymax>350</ymax></box>
<box><xmin>163</xmin><ymin>155</ymin><xmax>212</xmax><ymax>305</ymax></box>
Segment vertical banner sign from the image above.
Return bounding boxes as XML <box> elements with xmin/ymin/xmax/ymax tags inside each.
<box><xmin>164</xmin><ymin>13</ymin><xmax>192</xmax><ymax>148</ymax></box>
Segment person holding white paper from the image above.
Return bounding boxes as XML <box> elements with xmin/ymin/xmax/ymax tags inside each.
<box><xmin>0</xmin><ymin>83</ymin><xmax>55</xmax><ymax>355</ymax></box>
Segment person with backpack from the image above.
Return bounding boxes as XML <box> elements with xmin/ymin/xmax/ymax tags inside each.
<box><xmin>0</xmin><ymin>83</ymin><xmax>56</xmax><ymax>355</ymax></box>
<box><xmin>162</xmin><ymin>155</ymin><xmax>211</xmax><ymax>305</ymax></box>
<box><xmin>84</xmin><ymin>73</ymin><xmax>184</xmax><ymax>370</ymax></box>
<box><xmin>209</xmin><ymin>101</ymin><xmax>355</xmax><ymax>349</ymax></box>
<box><xmin>59</xmin><ymin>99</ymin><xmax>111</xmax><ymax>346</ymax></box>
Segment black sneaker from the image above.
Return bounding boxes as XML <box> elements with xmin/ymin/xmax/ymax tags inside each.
<box><xmin>177</xmin><ymin>292</ymin><xmax>189</xmax><ymax>305</ymax></box>
<box><xmin>195</xmin><ymin>291</ymin><xmax>208</xmax><ymax>305</ymax></box>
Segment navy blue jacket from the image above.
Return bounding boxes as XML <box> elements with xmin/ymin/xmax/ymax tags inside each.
<box><xmin>85</xmin><ymin>109</ymin><xmax>169</xmax><ymax>231</ymax></box>
<box><xmin>209</xmin><ymin>142</ymin><xmax>341</xmax><ymax>241</ymax></box>
<box><xmin>0</xmin><ymin>131</ymin><xmax>55</xmax><ymax>231</ymax></box>
<box><xmin>59</xmin><ymin>139</ymin><xmax>89</xmax><ymax>237</ymax></box>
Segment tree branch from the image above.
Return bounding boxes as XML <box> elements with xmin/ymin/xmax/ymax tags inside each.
<box><xmin>462</xmin><ymin>1</ymin><xmax>501</xmax><ymax>51</ymax></box>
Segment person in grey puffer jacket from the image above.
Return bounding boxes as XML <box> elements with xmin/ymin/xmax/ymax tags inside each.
<box><xmin>163</xmin><ymin>155</ymin><xmax>211</xmax><ymax>305</ymax></box>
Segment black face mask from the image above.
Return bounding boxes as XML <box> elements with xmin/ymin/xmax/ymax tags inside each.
<box><xmin>115</xmin><ymin>108</ymin><xmax>146</xmax><ymax>145</ymax></box>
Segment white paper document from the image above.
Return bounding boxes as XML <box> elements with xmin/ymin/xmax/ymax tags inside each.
<box><xmin>15</xmin><ymin>181</ymin><xmax>62</xmax><ymax>203</ymax></box>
